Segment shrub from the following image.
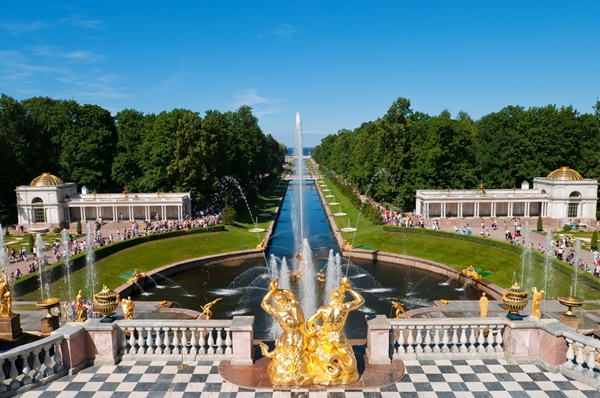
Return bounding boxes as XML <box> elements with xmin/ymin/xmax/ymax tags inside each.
<box><xmin>5</xmin><ymin>227</ymin><xmax>9</xmax><ymax>237</ymax></box>
<box><xmin>222</xmin><ymin>205</ymin><xmax>237</xmax><ymax>225</ymax></box>
<box><xmin>592</xmin><ymin>231</ymin><xmax>598</xmax><ymax>251</ymax></box>
<box><xmin>76</xmin><ymin>219</ymin><xmax>82</xmax><ymax>235</ymax></box>
<box><xmin>563</xmin><ymin>224</ymin><xmax>572</xmax><ymax>233</ymax></box>
<box><xmin>28</xmin><ymin>234</ymin><xmax>34</xmax><ymax>253</ymax></box>
<box><xmin>536</xmin><ymin>216</ymin><xmax>543</xmax><ymax>232</ymax></box>
<box><xmin>53</xmin><ymin>227</ymin><xmax>61</xmax><ymax>234</ymax></box>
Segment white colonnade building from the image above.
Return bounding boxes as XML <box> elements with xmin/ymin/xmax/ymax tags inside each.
<box><xmin>415</xmin><ymin>167</ymin><xmax>598</xmax><ymax>226</ymax></box>
<box><xmin>16</xmin><ymin>173</ymin><xmax>192</xmax><ymax>231</ymax></box>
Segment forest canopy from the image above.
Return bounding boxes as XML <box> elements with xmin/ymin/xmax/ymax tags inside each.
<box><xmin>0</xmin><ymin>94</ymin><xmax>286</xmax><ymax>223</ymax></box>
<box><xmin>312</xmin><ymin>97</ymin><xmax>600</xmax><ymax>211</ymax></box>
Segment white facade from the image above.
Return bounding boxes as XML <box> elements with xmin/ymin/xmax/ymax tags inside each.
<box><xmin>415</xmin><ymin>167</ymin><xmax>597</xmax><ymax>225</ymax></box>
<box><xmin>16</xmin><ymin>173</ymin><xmax>192</xmax><ymax>230</ymax></box>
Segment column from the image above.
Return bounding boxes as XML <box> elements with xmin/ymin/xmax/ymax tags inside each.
<box><xmin>416</xmin><ymin>199</ymin><xmax>422</xmax><ymax>215</ymax></box>
<box><xmin>475</xmin><ymin>202</ymin><xmax>479</xmax><ymax>218</ymax></box>
<box><xmin>162</xmin><ymin>205</ymin><xmax>166</xmax><ymax>220</ymax></box>
<box><xmin>525</xmin><ymin>202</ymin><xmax>530</xmax><ymax>217</ymax></box>
<box><xmin>145</xmin><ymin>206</ymin><xmax>149</xmax><ymax>221</ymax></box>
<box><xmin>82</xmin><ymin>207</ymin><xmax>86</xmax><ymax>222</ymax></box>
<box><xmin>492</xmin><ymin>202</ymin><xmax>496</xmax><ymax>218</ymax></box>
<box><xmin>442</xmin><ymin>203</ymin><xmax>446</xmax><ymax>218</ymax></box>
<box><xmin>459</xmin><ymin>203</ymin><xmax>463</xmax><ymax>218</ymax></box>
<box><xmin>129</xmin><ymin>206</ymin><xmax>133</xmax><ymax>221</ymax></box>
<box><xmin>508</xmin><ymin>202</ymin><xmax>513</xmax><ymax>218</ymax></box>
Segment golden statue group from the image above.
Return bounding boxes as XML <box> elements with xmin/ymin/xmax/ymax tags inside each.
<box><xmin>260</xmin><ymin>276</ymin><xmax>364</xmax><ymax>387</ymax></box>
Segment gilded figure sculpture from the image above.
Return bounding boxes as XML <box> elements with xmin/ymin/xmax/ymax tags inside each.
<box><xmin>127</xmin><ymin>269</ymin><xmax>146</xmax><ymax>284</ymax></box>
<box><xmin>197</xmin><ymin>298</ymin><xmax>222</xmax><ymax>320</ymax></box>
<box><xmin>342</xmin><ymin>239</ymin><xmax>353</xmax><ymax>251</ymax></box>
<box><xmin>122</xmin><ymin>296</ymin><xmax>135</xmax><ymax>320</ymax></box>
<box><xmin>462</xmin><ymin>265</ymin><xmax>482</xmax><ymax>280</ymax></box>
<box><xmin>531</xmin><ymin>287</ymin><xmax>545</xmax><ymax>318</ymax></box>
<box><xmin>305</xmin><ymin>277</ymin><xmax>364</xmax><ymax>385</ymax></box>
<box><xmin>479</xmin><ymin>292</ymin><xmax>489</xmax><ymax>318</ymax></box>
<box><xmin>76</xmin><ymin>290</ymin><xmax>86</xmax><ymax>321</ymax></box>
<box><xmin>259</xmin><ymin>279</ymin><xmax>311</xmax><ymax>387</ymax></box>
<box><xmin>0</xmin><ymin>270</ymin><xmax>13</xmax><ymax>318</ymax></box>
<box><xmin>391</xmin><ymin>300</ymin><xmax>409</xmax><ymax>318</ymax></box>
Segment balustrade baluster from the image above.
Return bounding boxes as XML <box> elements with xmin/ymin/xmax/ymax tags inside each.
<box><xmin>416</xmin><ymin>326</ymin><xmax>424</xmax><ymax>354</ymax></box>
<box><xmin>575</xmin><ymin>342</ymin><xmax>585</xmax><ymax>371</ymax></box>
<box><xmin>477</xmin><ymin>327</ymin><xmax>486</xmax><ymax>353</ymax></box>
<box><xmin>586</xmin><ymin>345</ymin><xmax>596</xmax><ymax>374</ymax></box>
<box><xmin>0</xmin><ymin>359</ymin><xmax>6</xmax><ymax>392</ymax></box>
<box><xmin>20</xmin><ymin>353</ymin><xmax>32</xmax><ymax>385</ymax></box>
<box><xmin>442</xmin><ymin>327</ymin><xmax>450</xmax><ymax>353</ymax></box>
<box><xmin>53</xmin><ymin>341</ymin><xmax>63</xmax><ymax>371</ymax></box>
<box><xmin>486</xmin><ymin>326</ymin><xmax>495</xmax><ymax>353</ymax></box>
<box><xmin>495</xmin><ymin>326</ymin><xmax>504</xmax><ymax>352</ymax></box>
<box><xmin>8</xmin><ymin>357</ymin><xmax>19</xmax><ymax>385</ymax></box>
<box><xmin>154</xmin><ymin>327</ymin><xmax>163</xmax><ymax>355</ymax></box>
<box><xmin>207</xmin><ymin>328</ymin><xmax>216</xmax><ymax>355</ymax></box>
<box><xmin>43</xmin><ymin>345</ymin><xmax>54</xmax><ymax>376</ymax></box>
<box><xmin>468</xmin><ymin>325</ymin><xmax>477</xmax><ymax>353</ymax></box>
<box><xmin>225</xmin><ymin>329</ymin><xmax>232</xmax><ymax>354</ymax></box>
<box><xmin>146</xmin><ymin>327</ymin><xmax>155</xmax><ymax>355</ymax></box>
<box><xmin>396</xmin><ymin>326</ymin><xmax>405</xmax><ymax>354</ymax></box>
<box><xmin>198</xmin><ymin>328</ymin><xmax>207</xmax><ymax>355</ymax></box>
<box><xmin>422</xmin><ymin>326</ymin><xmax>431</xmax><ymax>354</ymax></box>
<box><xmin>32</xmin><ymin>348</ymin><xmax>42</xmax><ymax>381</ymax></box>
<box><xmin>406</xmin><ymin>327</ymin><xmax>415</xmax><ymax>354</ymax></box>
<box><xmin>565</xmin><ymin>339</ymin><xmax>575</xmax><ymax>369</ymax></box>
<box><xmin>451</xmin><ymin>326</ymin><xmax>459</xmax><ymax>353</ymax></box>
<box><xmin>190</xmin><ymin>328</ymin><xmax>198</xmax><ymax>356</ymax></box>
<box><xmin>216</xmin><ymin>328</ymin><xmax>224</xmax><ymax>354</ymax></box>
<box><xmin>163</xmin><ymin>327</ymin><xmax>172</xmax><ymax>355</ymax></box>
<box><xmin>126</xmin><ymin>327</ymin><xmax>135</xmax><ymax>354</ymax></box>
<box><xmin>433</xmin><ymin>328</ymin><xmax>441</xmax><ymax>353</ymax></box>
<box><xmin>136</xmin><ymin>327</ymin><xmax>145</xmax><ymax>354</ymax></box>
<box><xmin>172</xmin><ymin>328</ymin><xmax>181</xmax><ymax>355</ymax></box>
<box><xmin>181</xmin><ymin>328</ymin><xmax>189</xmax><ymax>355</ymax></box>
<box><xmin>459</xmin><ymin>326</ymin><xmax>468</xmax><ymax>353</ymax></box>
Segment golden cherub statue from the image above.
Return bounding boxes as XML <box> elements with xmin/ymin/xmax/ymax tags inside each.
<box><xmin>343</xmin><ymin>239</ymin><xmax>353</xmax><ymax>251</ymax></box>
<box><xmin>305</xmin><ymin>277</ymin><xmax>364</xmax><ymax>385</ymax></box>
<box><xmin>76</xmin><ymin>290</ymin><xmax>86</xmax><ymax>322</ymax></box>
<box><xmin>259</xmin><ymin>279</ymin><xmax>311</xmax><ymax>386</ymax></box>
<box><xmin>127</xmin><ymin>269</ymin><xmax>146</xmax><ymax>284</ymax></box>
<box><xmin>0</xmin><ymin>270</ymin><xmax>13</xmax><ymax>318</ymax></box>
<box><xmin>121</xmin><ymin>297</ymin><xmax>135</xmax><ymax>320</ymax></box>
<box><xmin>197</xmin><ymin>298</ymin><xmax>222</xmax><ymax>320</ymax></box>
<box><xmin>531</xmin><ymin>287</ymin><xmax>545</xmax><ymax>318</ymax></box>
<box><xmin>461</xmin><ymin>265</ymin><xmax>482</xmax><ymax>280</ymax></box>
<box><xmin>256</xmin><ymin>238</ymin><xmax>267</xmax><ymax>250</ymax></box>
<box><xmin>391</xmin><ymin>300</ymin><xmax>410</xmax><ymax>318</ymax></box>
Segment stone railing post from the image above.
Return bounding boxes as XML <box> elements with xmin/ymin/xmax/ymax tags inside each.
<box><xmin>230</xmin><ymin>316</ymin><xmax>254</xmax><ymax>365</ymax></box>
<box><xmin>366</xmin><ymin>315</ymin><xmax>392</xmax><ymax>364</ymax></box>
<box><xmin>84</xmin><ymin>319</ymin><xmax>122</xmax><ymax>365</ymax></box>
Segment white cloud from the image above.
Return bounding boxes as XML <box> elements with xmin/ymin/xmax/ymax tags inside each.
<box><xmin>234</xmin><ymin>88</ymin><xmax>268</xmax><ymax>107</ymax></box>
<box><xmin>0</xmin><ymin>21</ymin><xmax>52</xmax><ymax>35</ymax></box>
<box><xmin>60</xmin><ymin>17</ymin><xmax>103</xmax><ymax>29</ymax></box>
<box><xmin>258</xmin><ymin>23</ymin><xmax>297</xmax><ymax>39</ymax></box>
<box><xmin>27</xmin><ymin>46</ymin><xmax>103</xmax><ymax>62</ymax></box>
<box><xmin>232</xmin><ymin>88</ymin><xmax>287</xmax><ymax>117</ymax></box>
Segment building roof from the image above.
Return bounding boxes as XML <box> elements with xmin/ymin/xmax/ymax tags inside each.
<box><xmin>546</xmin><ymin>167</ymin><xmax>583</xmax><ymax>181</ymax></box>
<box><xmin>29</xmin><ymin>173</ymin><xmax>65</xmax><ymax>186</ymax></box>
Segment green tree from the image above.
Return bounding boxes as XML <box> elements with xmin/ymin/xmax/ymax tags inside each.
<box><xmin>592</xmin><ymin>231</ymin><xmax>598</xmax><ymax>251</ymax></box>
<box><xmin>77</xmin><ymin>219</ymin><xmax>82</xmax><ymax>235</ymax></box>
<box><xmin>537</xmin><ymin>216</ymin><xmax>543</xmax><ymax>232</ymax></box>
<box><xmin>112</xmin><ymin>109</ymin><xmax>147</xmax><ymax>191</ymax></box>
<box><xmin>221</xmin><ymin>204</ymin><xmax>237</xmax><ymax>225</ymax></box>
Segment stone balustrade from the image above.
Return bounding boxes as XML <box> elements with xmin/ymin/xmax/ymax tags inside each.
<box><xmin>389</xmin><ymin>317</ymin><xmax>506</xmax><ymax>360</ymax></box>
<box><xmin>0</xmin><ymin>333</ymin><xmax>64</xmax><ymax>396</ymax></box>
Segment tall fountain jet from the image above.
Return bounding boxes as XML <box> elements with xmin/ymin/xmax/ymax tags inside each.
<box><xmin>292</xmin><ymin>112</ymin><xmax>304</xmax><ymax>249</ymax></box>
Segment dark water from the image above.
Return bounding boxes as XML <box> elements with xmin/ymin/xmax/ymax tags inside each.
<box><xmin>134</xmin><ymin>179</ymin><xmax>480</xmax><ymax>339</ymax></box>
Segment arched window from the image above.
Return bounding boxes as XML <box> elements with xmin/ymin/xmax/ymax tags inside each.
<box><xmin>569</xmin><ymin>191</ymin><xmax>581</xmax><ymax>198</ymax></box>
<box><xmin>541</xmin><ymin>189</ymin><xmax>547</xmax><ymax>194</ymax></box>
<box><xmin>64</xmin><ymin>194</ymin><xmax>71</xmax><ymax>202</ymax></box>
<box><xmin>31</xmin><ymin>197</ymin><xmax>45</xmax><ymax>222</ymax></box>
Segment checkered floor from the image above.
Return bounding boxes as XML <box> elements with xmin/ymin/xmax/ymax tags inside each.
<box><xmin>20</xmin><ymin>359</ymin><xmax>599</xmax><ymax>398</ymax></box>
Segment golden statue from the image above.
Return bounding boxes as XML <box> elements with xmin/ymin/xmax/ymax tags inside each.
<box><xmin>256</xmin><ymin>238</ymin><xmax>267</xmax><ymax>250</ymax></box>
<box><xmin>0</xmin><ymin>270</ymin><xmax>13</xmax><ymax>318</ymax></box>
<box><xmin>461</xmin><ymin>265</ymin><xmax>482</xmax><ymax>280</ymax></box>
<box><xmin>440</xmin><ymin>299</ymin><xmax>449</xmax><ymax>305</ymax></box>
<box><xmin>305</xmin><ymin>277</ymin><xmax>364</xmax><ymax>385</ymax></box>
<box><xmin>197</xmin><ymin>298</ymin><xmax>222</xmax><ymax>320</ymax></box>
<box><xmin>531</xmin><ymin>287</ymin><xmax>545</xmax><ymax>318</ymax></box>
<box><xmin>317</xmin><ymin>269</ymin><xmax>326</xmax><ymax>283</ymax></box>
<box><xmin>158</xmin><ymin>300</ymin><xmax>168</xmax><ymax>307</ymax></box>
<box><xmin>391</xmin><ymin>300</ymin><xmax>409</xmax><ymax>318</ymax></box>
<box><xmin>259</xmin><ymin>279</ymin><xmax>311</xmax><ymax>387</ymax></box>
<box><xmin>76</xmin><ymin>290</ymin><xmax>86</xmax><ymax>322</ymax></box>
<box><xmin>342</xmin><ymin>239</ymin><xmax>353</xmax><ymax>251</ymax></box>
<box><xmin>290</xmin><ymin>268</ymin><xmax>303</xmax><ymax>283</ymax></box>
<box><xmin>479</xmin><ymin>292</ymin><xmax>489</xmax><ymax>318</ymax></box>
<box><xmin>121</xmin><ymin>297</ymin><xmax>135</xmax><ymax>320</ymax></box>
<box><xmin>127</xmin><ymin>269</ymin><xmax>146</xmax><ymax>284</ymax></box>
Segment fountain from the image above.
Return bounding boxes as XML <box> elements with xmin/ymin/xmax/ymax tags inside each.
<box><xmin>0</xmin><ymin>224</ymin><xmax>10</xmax><ymax>277</ymax></box>
<box><xmin>60</xmin><ymin>229</ymin><xmax>73</xmax><ymax>302</ymax></box>
<box><xmin>35</xmin><ymin>233</ymin><xmax>48</xmax><ymax>299</ymax></box>
<box><xmin>86</xmin><ymin>222</ymin><xmax>98</xmax><ymax>297</ymax></box>
<box><xmin>557</xmin><ymin>239</ymin><xmax>584</xmax><ymax>330</ymax></box>
<box><xmin>221</xmin><ymin>176</ymin><xmax>265</xmax><ymax>234</ymax></box>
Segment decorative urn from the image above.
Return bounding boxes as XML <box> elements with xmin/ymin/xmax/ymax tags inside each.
<box><xmin>557</xmin><ymin>295</ymin><xmax>584</xmax><ymax>316</ymax></box>
<box><xmin>93</xmin><ymin>285</ymin><xmax>120</xmax><ymax>321</ymax></box>
<box><xmin>36</xmin><ymin>297</ymin><xmax>61</xmax><ymax>318</ymax></box>
<box><xmin>501</xmin><ymin>282</ymin><xmax>529</xmax><ymax>319</ymax></box>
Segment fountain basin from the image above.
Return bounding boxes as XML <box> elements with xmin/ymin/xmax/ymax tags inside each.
<box><xmin>340</xmin><ymin>227</ymin><xmax>357</xmax><ymax>232</ymax></box>
<box><xmin>249</xmin><ymin>228</ymin><xmax>266</xmax><ymax>233</ymax></box>
<box><xmin>557</xmin><ymin>295</ymin><xmax>584</xmax><ymax>316</ymax></box>
<box><xmin>334</xmin><ymin>213</ymin><xmax>348</xmax><ymax>217</ymax></box>
<box><xmin>36</xmin><ymin>298</ymin><xmax>61</xmax><ymax>318</ymax></box>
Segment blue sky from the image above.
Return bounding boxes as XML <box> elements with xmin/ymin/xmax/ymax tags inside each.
<box><xmin>1</xmin><ymin>2</ymin><xmax>599</xmax><ymax>147</ymax></box>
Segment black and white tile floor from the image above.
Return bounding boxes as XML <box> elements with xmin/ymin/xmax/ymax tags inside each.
<box><xmin>20</xmin><ymin>358</ymin><xmax>599</xmax><ymax>398</ymax></box>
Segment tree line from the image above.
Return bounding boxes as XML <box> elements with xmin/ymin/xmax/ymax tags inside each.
<box><xmin>312</xmin><ymin>97</ymin><xmax>600</xmax><ymax>211</ymax></box>
<box><xmin>0</xmin><ymin>94</ymin><xmax>286</xmax><ymax>223</ymax></box>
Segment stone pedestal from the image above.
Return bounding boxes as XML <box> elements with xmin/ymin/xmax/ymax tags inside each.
<box><xmin>41</xmin><ymin>315</ymin><xmax>60</xmax><ymax>334</ymax></box>
<box><xmin>558</xmin><ymin>313</ymin><xmax>579</xmax><ymax>331</ymax></box>
<box><xmin>0</xmin><ymin>314</ymin><xmax>22</xmax><ymax>341</ymax></box>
